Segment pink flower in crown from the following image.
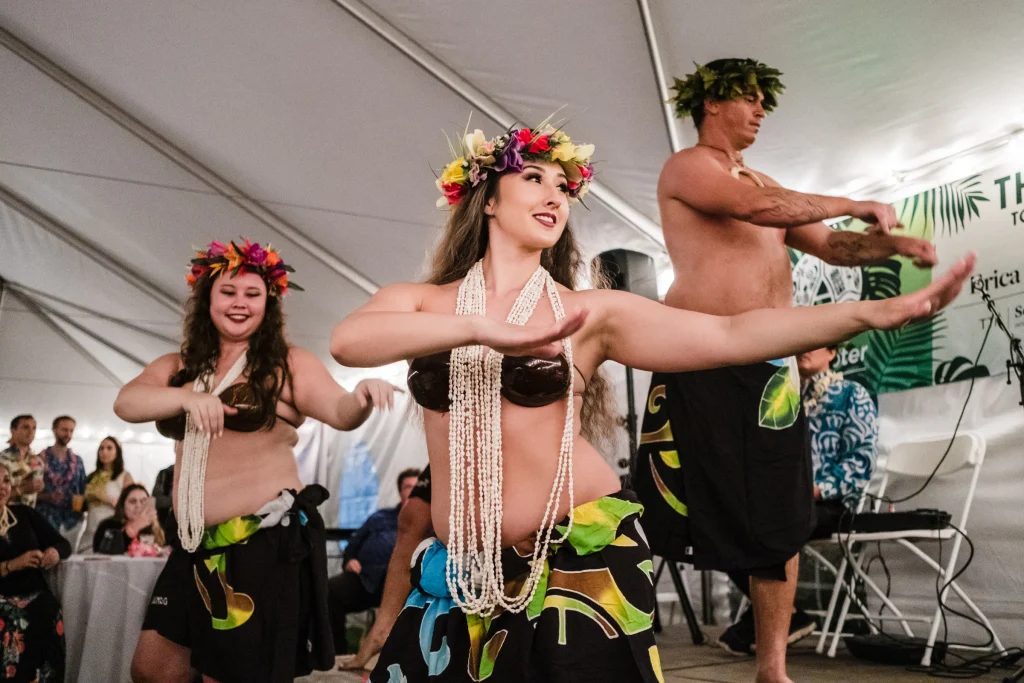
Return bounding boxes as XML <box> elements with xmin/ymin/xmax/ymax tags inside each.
<box><xmin>579</xmin><ymin>164</ymin><xmax>593</xmax><ymax>180</ymax></box>
<box><xmin>248</xmin><ymin>243</ymin><xmax>268</xmax><ymax>266</ymax></box>
<box><xmin>206</xmin><ymin>241</ymin><xmax>227</xmax><ymax>258</ymax></box>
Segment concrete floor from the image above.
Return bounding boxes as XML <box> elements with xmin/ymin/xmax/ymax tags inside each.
<box><xmin>299</xmin><ymin>625</ymin><xmax>1013</xmax><ymax>682</ymax></box>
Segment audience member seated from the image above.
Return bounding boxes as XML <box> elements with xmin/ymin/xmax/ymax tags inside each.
<box><xmin>339</xmin><ymin>466</ymin><xmax>434</xmax><ymax>671</ymax></box>
<box><xmin>93</xmin><ymin>484</ymin><xmax>167</xmax><ymax>557</ymax></box>
<box><xmin>35</xmin><ymin>416</ymin><xmax>86</xmax><ymax>547</ymax></box>
<box><xmin>0</xmin><ymin>459</ymin><xmax>70</xmax><ymax>681</ymax></box>
<box><xmin>0</xmin><ymin>415</ymin><xmax>45</xmax><ymax>507</ymax></box>
<box><xmin>82</xmin><ymin>436</ymin><xmax>134</xmax><ymax>552</ymax></box>
<box><xmin>328</xmin><ymin>467</ymin><xmax>420</xmax><ymax>655</ymax></box>
<box><xmin>718</xmin><ymin>345</ymin><xmax>878</xmax><ymax>655</ymax></box>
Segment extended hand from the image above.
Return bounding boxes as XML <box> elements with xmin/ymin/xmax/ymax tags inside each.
<box><xmin>849</xmin><ymin>200</ymin><xmax>902</xmax><ymax>234</ymax></box>
<box><xmin>181</xmin><ymin>391</ymin><xmax>238</xmax><ymax>438</ymax></box>
<box><xmin>870</xmin><ymin>254</ymin><xmax>975</xmax><ymax>330</ymax></box>
<box><xmin>40</xmin><ymin>547</ymin><xmax>61</xmax><ymax>570</ymax></box>
<box><xmin>893</xmin><ymin>235</ymin><xmax>938</xmax><ymax>268</ymax></box>
<box><xmin>475</xmin><ymin>308</ymin><xmax>589</xmax><ymax>357</ymax></box>
<box><xmin>353</xmin><ymin>379</ymin><xmax>403</xmax><ymax>411</ymax></box>
<box><xmin>12</xmin><ymin>549</ymin><xmax>44</xmax><ymax>571</ymax></box>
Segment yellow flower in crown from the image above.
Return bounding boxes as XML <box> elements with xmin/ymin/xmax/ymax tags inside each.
<box><xmin>440</xmin><ymin>158</ymin><xmax>468</xmax><ymax>187</ymax></box>
<box><xmin>435</xmin><ymin>115</ymin><xmax>597</xmax><ymax>207</ymax></box>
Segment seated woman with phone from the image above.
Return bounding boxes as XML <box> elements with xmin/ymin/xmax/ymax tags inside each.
<box><xmin>94</xmin><ymin>484</ymin><xmax>167</xmax><ymax>556</ymax></box>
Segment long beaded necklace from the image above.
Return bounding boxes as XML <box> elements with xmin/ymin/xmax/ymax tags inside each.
<box><xmin>177</xmin><ymin>351</ymin><xmax>248</xmax><ymax>552</ymax></box>
<box><xmin>446</xmin><ymin>260</ymin><xmax>575</xmax><ymax>615</ymax></box>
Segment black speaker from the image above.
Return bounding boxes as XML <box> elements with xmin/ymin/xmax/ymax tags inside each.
<box><xmin>594</xmin><ymin>249</ymin><xmax>658</xmax><ymax>301</ymax></box>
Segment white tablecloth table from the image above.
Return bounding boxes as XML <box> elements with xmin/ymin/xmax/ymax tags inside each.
<box><xmin>56</xmin><ymin>555</ymin><xmax>166</xmax><ymax>683</ymax></box>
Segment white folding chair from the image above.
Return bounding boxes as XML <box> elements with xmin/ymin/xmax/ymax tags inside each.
<box><xmin>814</xmin><ymin>432</ymin><xmax>1003</xmax><ymax>666</ymax></box>
<box><xmin>802</xmin><ymin>468</ymin><xmax>883</xmax><ymax>640</ymax></box>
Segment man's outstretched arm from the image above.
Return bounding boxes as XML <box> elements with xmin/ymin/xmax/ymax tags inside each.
<box><xmin>660</xmin><ymin>150</ymin><xmax>903</xmax><ymax>232</ymax></box>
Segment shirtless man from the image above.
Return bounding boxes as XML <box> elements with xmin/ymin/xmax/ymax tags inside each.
<box><xmin>634</xmin><ymin>58</ymin><xmax>936</xmax><ymax>683</ymax></box>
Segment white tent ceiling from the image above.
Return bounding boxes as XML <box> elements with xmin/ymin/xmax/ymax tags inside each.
<box><xmin>2</xmin><ymin>0</ymin><xmax>1024</xmax><ymax>437</ymax></box>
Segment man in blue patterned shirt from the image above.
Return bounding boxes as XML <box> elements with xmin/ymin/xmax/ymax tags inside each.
<box><xmin>800</xmin><ymin>345</ymin><xmax>878</xmax><ymax>516</ymax></box>
<box><xmin>719</xmin><ymin>345</ymin><xmax>878</xmax><ymax>655</ymax></box>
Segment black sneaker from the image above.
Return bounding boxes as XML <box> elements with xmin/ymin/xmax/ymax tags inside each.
<box><xmin>786</xmin><ymin>609</ymin><xmax>817</xmax><ymax>645</ymax></box>
<box><xmin>749</xmin><ymin>609</ymin><xmax>818</xmax><ymax>651</ymax></box>
<box><xmin>717</xmin><ymin>607</ymin><xmax>755</xmax><ymax>656</ymax></box>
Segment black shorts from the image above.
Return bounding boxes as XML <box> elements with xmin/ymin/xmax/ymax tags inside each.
<box><xmin>141</xmin><ymin>485</ymin><xmax>334</xmax><ymax>683</ymax></box>
<box><xmin>633</xmin><ymin>361</ymin><xmax>815</xmax><ymax>571</ymax></box>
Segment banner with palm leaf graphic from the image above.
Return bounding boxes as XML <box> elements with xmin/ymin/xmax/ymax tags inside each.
<box><xmin>790</xmin><ymin>165</ymin><xmax>1024</xmax><ymax>396</ymax></box>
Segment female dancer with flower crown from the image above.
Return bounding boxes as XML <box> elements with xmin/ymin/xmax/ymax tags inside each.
<box><xmin>331</xmin><ymin>123</ymin><xmax>974</xmax><ymax>682</ymax></box>
<box><xmin>114</xmin><ymin>241</ymin><xmax>398</xmax><ymax>683</ymax></box>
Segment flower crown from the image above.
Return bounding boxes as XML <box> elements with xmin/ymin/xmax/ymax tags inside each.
<box><xmin>670</xmin><ymin>58</ymin><xmax>785</xmax><ymax>120</ymax></box>
<box><xmin>435</xmin><ymin>122</ymin><xmax>595</xmax><ymax>208</ymax></box>
<box><xmin>186</xmin><ymin>239</ymin><xmax>302</xmax><ymax>297</ymax></box>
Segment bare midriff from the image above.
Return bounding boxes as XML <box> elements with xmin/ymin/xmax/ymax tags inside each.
<box><xmin>424</xmin><ymin>387</ymin><xmax>621</xmax><ymax>548</ymax></box>
<box><xmin>172</xmin><ymin>413</ymin><xmax>302</xmax><ymax>528</ymax></box>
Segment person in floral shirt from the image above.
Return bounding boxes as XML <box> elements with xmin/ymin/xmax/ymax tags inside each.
<box><xmin>0</xmin><ymin>459</ymin><xmax>69</xmax><ymax>681</ymax></box>
<box><xmin>34</xmin><ymin>417</ymin><xmax>86</xmax><ymax>545</ymax></box>
<box><xmin>0</xmin><ymin>416</ymin><xmax>45</xmax><ymax>508</ymax></box>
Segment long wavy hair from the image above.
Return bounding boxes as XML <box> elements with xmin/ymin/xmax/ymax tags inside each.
<box><xmin>426</xmin><ymin>173</ymin><xmax>618</xmax><ymax>447</ymax></box>
<box><xmin>169</xmin><ymin>274</ymin><xmax>291</xmax><ymax>430</ymax></box>
<box><xmin>87</xmin><ymin>436</ymin><xmax>124</xmax><ymax>483</ymax></box>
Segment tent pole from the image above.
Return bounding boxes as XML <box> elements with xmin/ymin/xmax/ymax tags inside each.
<box><xmin>6</xmin><ymin>282</ymin><xmax>179</xmax><ymax>347</ymax></box>
<box><xmin>8</xmin><ymin>289</ymin><xmax>124</xmax><ymax>387</ymax></box>
<box><xmin>0</xmin><ymin>25</ymin><xmax>379</xmax><ymax>296</ymax></box>
<box><xmin>0</xmin><ymin>184</ymin><xmax>180</xmax><ymax>314</ymax></box>
<box><xmin>329</xmin><ymin>0</ymin><xmax>666</xmax><ymax>250</ymax></box>
<box><xmin>636</xmin><ymin>0</ymin><xmax>683</xmax><ymax>154</ymax></box>
<box><xmin>27</xmin><ymin>295</ymin><xmax>149</xmax><ymax>368</ymax></box>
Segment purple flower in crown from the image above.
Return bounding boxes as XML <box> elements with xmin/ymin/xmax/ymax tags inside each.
<box><xmin>248</xmin><ymin>243</ymin><xmax>268</xmax><ymax>266</ymax></box>
<box><xmin>468</xmin><ymin>160</ymin><xmax>488</xmax><ymax>186</ymax></box>
<box><xmin>492</xmin><ymin>136</ymin><xmax>524</xmax><ymax>173</ymax></box>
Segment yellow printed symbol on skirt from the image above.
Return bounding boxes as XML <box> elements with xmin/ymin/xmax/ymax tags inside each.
<box><xmin>758</xmin><ymin>361</ymin><xmax>800</xmax><ymax>430</ymax></box>
<box><xmin>193</xmin><ymin>553</ymin><xmax>255</xmax><ymax>630</ymax></box>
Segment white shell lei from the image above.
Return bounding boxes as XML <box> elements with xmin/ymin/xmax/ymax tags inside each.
<box><xmin>446</xmin><ymin>260</ymin><xmax>575</xmax><ymax>616</ymax></box>
<box><xmin>802</xmin><ymin>370</ymin><xmax>845</xmax><ymax>416</ymax></box>
<box><xmin>177</xmin><ymin>352</ymin><xmax>248</xmax><ymax>552</ymax></box>
<box><xmin>0</xmin><ymin>505</ymin><xmax>17</xmax><ymax>538</ymax></box>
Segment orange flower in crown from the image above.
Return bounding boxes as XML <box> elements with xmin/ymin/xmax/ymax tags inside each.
<box><xmin>185</xmin><ymin>239</ymin><xmax>302</xmax><ymax>296</ymax></box>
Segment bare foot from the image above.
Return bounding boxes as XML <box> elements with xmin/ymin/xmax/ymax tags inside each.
<box><xmin>755</xmin><ymin>673</ymin><xmax>795</xmax><ymax>683</ymax></box>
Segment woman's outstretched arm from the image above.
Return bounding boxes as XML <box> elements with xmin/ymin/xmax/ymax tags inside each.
<box><xmin>594</xmin><ymin>254</ymin><xmax>974</xmax><ymax>373</ymax></box>
<box><xmin>330</xmin><ymin>282</ymin><xmax>587</xmax><ymax>367</ymax></box>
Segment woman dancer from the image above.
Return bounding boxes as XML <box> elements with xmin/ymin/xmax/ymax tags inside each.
<box><xmin>331</xmin><ymin>123</ymin><xmax>973</xmax><ymax>682</ymax></box>
<box><xmin>114</xmin><ymin>240</ymin><xmax>398</xmax><ymax>683</ymax></box>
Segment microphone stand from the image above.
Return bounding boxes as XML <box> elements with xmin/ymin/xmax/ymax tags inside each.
<box><xmin>979</xmin><ymin>288</ymin><xmax>1024</xmax><ymax>408</ymax></box>
<box><xmin>976</xmin><ymin>290</ymin><xmax>1024</xmax><ymax>683</ymax></box>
